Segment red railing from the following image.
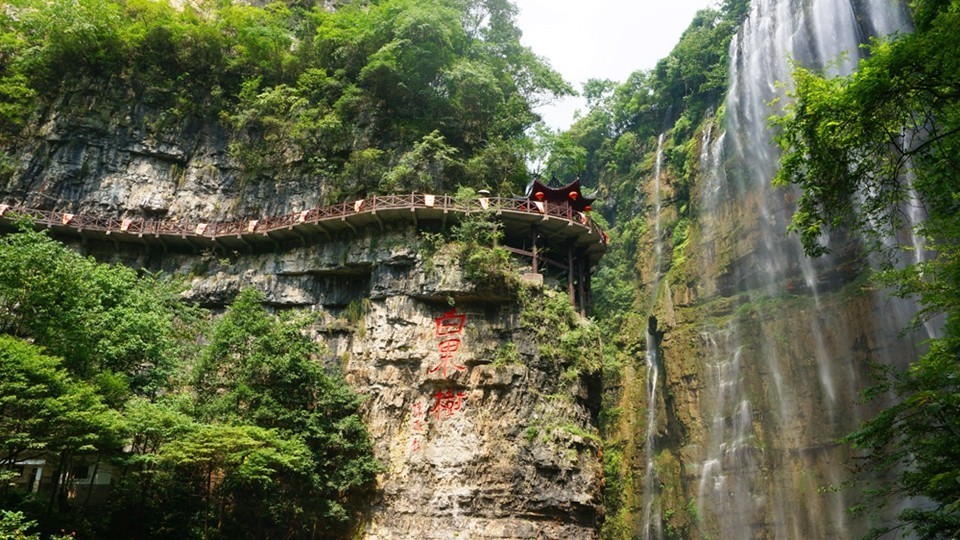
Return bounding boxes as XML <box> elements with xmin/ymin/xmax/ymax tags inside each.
<box><xmin>0</xmin><ymin>195</ymin><xmax>607</xmax><ymax>245</ymax></box>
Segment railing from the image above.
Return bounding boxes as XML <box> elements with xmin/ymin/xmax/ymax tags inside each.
<box><xmin>0</xmin><ymin>194</ymin><xmax>607</xmax><ymax>246</ymax></box>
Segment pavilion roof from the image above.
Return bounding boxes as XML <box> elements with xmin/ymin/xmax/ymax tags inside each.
<box><xmin>524</xmin><ymin>177</ymin><xmax>596</xmax><ymax>212</ymax></box>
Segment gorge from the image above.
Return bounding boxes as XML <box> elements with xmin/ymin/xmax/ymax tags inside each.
<box><xmin>1</xmin><ymin>0</ymin><xmax>957</xmax><ymax>538</ymax></box>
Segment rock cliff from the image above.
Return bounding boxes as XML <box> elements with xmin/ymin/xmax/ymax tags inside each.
<box><xmin>2</xmin><ymin>80</ymin><xmax>321</xmax><ymax>222</ymax></box>
<box><xmin>57</xmin><ymin>224</ymin><xmax>605</xmax><ymax>539</ymax></box>
<box><xmin>0</xmin><ymin>66</ymin><xmax>606</xmax><ymax>536</ymax></box>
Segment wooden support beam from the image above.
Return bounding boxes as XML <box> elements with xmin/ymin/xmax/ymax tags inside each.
<box><xmin>567</xmin><ymin>241</ymin><xmax>575</xmax><ymax>305</ymax></box>
<box><xmin>261</xmin><ymin>231</ymin><xmax>280</xmax><ymax>251</ymax></box>
<box><xmin>585</xmin><ymin>262</ymin><xmax>592</xmax><ymax>313</ymax></box>
<box><xmin>312</xmin><ymin>220</ymin><xmax>332</xmax><ymax>240</ymax></box>
<box><xmin>155</xmin><ymin>234</ymin><xmax>168</xmax><ymax>254</ymax></box>
<box><xmin>235</xmin><ymin>234</ymin><xmax>252</xmax><ymax>254</ymax></box>
<box><xmin>289</xmin><ymin>226</ymin><xmax>307</xmax><ymax>247</ymax></box>
<box><xmin>181</xmin><ymin>235</ymin><xmax>199</xmax><ymax>255</ymax></box>
<box><xmin>578</xmin><ymin>252</ymin><xmax>587</xmax><ymax>317</ymax></box>
<box><xmin>340</xmin><ymin>215</ymin><xmax>357</xmax><ymax>235</ymax></box>
<box><xmin>531</xmin><ymin>224</ymin><xmax>538</xmax><ymax>274</ymax></box>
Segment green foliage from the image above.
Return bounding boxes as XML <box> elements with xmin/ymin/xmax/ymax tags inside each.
<box><xmin>100</xmin><ymin>290</ymin><xmax>378</xmax><ymax>539</ymax></box>
<box><xmin>773</xmin><ymin>1</ymin><xmax>960</xmax><ymax>536</ymax></box>
<box><xmin>774</xmin><ymin>0</ymin><xmax>960</xmax><ymax>261</ymax></box>
<box><xmin>0</xmin><ymin>510</ymin><xmax>73</xmax><ymax>540</ymax></box>
<box><xmin>600</xmin><ymin>441</ymin><xmax>631</xmax><ymax>540</ymax></box>
<box><xmin>844</xmin><ymin>316</ymin><xmax>960</xmax><ymax>539</ymax></box>
<box><xmin>0</xmin><ymin>74</ymin><xmax>35</xmax><ymax>136</ymax></box>
<box><xmin>0</xmin><ymin>0</ymin><xmax>572</xmax><ymax>196</ymax></box>
<box><xmin>419</xmin><ymin>230</ymin><xmax>447</xmax><ymax>257</ymax></box>
<box><xmin>0</xmin><ymin>224</ymin><xmax>199</xmax><ymax>394</ymax></box>
<box><xmin>493</xmin><ymin>341</ymin><xmax>521</xmax><ymax>366</ymax></box>
<box><xmin>521</xmin><ymin>290</ymin><xmax>602</xmax><ymax>377</ymax></box>
<box><xmin>463</xmin><ymin>244</ymin><xmax>515</xmax><ymax>289</ymax></box>
<box><xmin>0</xmin><ymin>227</ymin><xmax>375</xmax><ymax>538</ymax></box>
<box><xmin>192</xmin><ymin>289</ymin><xmax>379</xmax><ymax>537</ymax></box>
<box><xmin>591</xmin><ymin>215</ymin><xmax>643</xmax><ymax>324</ymax></box>
<box><xmin>534</xmin><ymin>0</ymin><xmax>746</xmax><ymax>208</ymax></box>
<box><xmin>0</xmin><ymin>335</ymin><xmax>123</xmax><ymax>468</ymax></box>
<box><xmin>446</xmin><ymin>188</ymin><xmax>519</xmax><ymax>291</ymax></box>
<box><xmin>343</xmin><ymin>298</ymin><xmax>371</xmax><ymax>327</ymax></box>
<box><xmin>380</xmin><ymin>130</ymin><xmax>460</xmax><ymax>193</ymax></box>
<box><xmin>557</xmin><ymin>422</ymin><xmax>602</xmax><ymax>443</ymax></box>
<box><xmin>0</xmin><ymin>511</ymin><xmax>37</xmax><ymax>540</ymax></box>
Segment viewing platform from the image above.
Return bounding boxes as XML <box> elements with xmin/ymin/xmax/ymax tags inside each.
<box><xmin>0</xmin><ymin>192</ymin><xmax>607</xmax><ymax>268</ymax></box>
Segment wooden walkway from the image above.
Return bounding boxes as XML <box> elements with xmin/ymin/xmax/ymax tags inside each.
<box><xmin>0</xmin><ymin>194</ymin><xmax>607</xmax><ymax>266</ymax></box>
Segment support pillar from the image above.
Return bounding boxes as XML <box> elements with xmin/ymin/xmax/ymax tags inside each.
<box><xmin>585</xmin><ymin>262</ymin><xmax>592</xmax><ymax>313</ymax></box>
<box><xmin>531</xmin><ymin>224</ymin><xmax>539</xmax><ymax>274</ymax></box>
<box><xmin>567</xmin><ymin>241</ymin><xmax>575</xmax><ymax>305</ymax></box>
<box><xmin>578</xmin><ymin>252</ymin><xmax>587</xmax><ymax>317</ymax></box>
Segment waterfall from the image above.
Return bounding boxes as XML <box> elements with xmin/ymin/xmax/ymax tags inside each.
<box><xmin>696</xmin><ymin>324</ymin><xmax>759</xmax><ymax>537</ymax></box>
<box><xmin>641</xmin><ymin>322</ymin><xmax>661</xmax><ymax>540</ymax></box>
<box><xmin>650</xmin><ymin>133</ymin><xmax>666</xmax><ymax>284</ymax></box>
<box><xmin>690</xmin><ymin>0</ymin><xmax>917</xmax><ymax>537</ymax></box>
<box><xmin>641</xmin><ymin>134</ymin><xmax>666</xmax><ymax>540</ymax></box>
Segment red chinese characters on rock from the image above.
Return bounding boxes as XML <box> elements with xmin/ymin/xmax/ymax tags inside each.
<box><xmin>430</xmin><ymin>389</ymin><xmax>467</xmax><ymax>421</ymax></box>
<box><xmin>429</xmin><ymin>309</ymin><xmax>467</xmax><ymax>378</ymax></box>
<box><xmin>410</xmin><ymin>310</ymin><xmax>470</xmax><ymax>454</ymax></box>
<box><xmin>410</xmin><ymin>400</ymin><xmax>426</xmax><ymax>452</ymax></box>
<box><xmin>411</xmin><ymin>401</ymin><xmax>427</xmax><ymax>434</ymax></box>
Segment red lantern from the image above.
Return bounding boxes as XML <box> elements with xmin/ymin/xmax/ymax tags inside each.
<box><xmin>534</xmin><ymin>191</ymin><xmax>545</xmax><ymax>201</ymax></box>
<box><xmin>584</xmin><ymin>205</ymin><xmax>592</xmax><ymax>212</ymax></box>
<box><xmin>568</xmin><ymin>192</ymin><xmax>578</xmax><ymax>201</ymax></box>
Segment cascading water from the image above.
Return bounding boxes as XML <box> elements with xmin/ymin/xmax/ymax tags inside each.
<box><xmin>696</xmin><ymin>324</ymin><xmax>758</xmax><ymax>538</ymax></box>
<box><xmin>641</xmin><ymin>134</ymin><xmax>666</xmax><ymax>540</ymax></box>
<box><xmin>688</xmin><ymin>0</ymin><xmax>920</xmax><ymax>537</ymax></box>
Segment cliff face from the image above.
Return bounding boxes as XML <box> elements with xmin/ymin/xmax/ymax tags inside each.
<box><xmin>601</xmin><ymin>121</ymin><xmax>928</xmax><ymax>539</ymax></box>
<box><xmin>0</xmin><ymin>68</ymin><xmax>605</xmax><ymax>536</ymax></box>
<box><xmin>2</xmin><ymin>81</ymin><xmax>321</xmax><ymax>221</ymax></box>
<box><xmin>70</xmin><ymin>225</ymin><xmax>604</xmax><ymax>539</ymax></box>
<box><xmin>602</xmin><ymin>0</ymin><xmax>927</xmax><ymax>537</ymax></box>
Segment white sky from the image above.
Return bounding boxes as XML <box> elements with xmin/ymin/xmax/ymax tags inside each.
<box><xmin>512</xmin><ymin>0</ymin><xmax>720</xmax><ymax>130</ymax></box>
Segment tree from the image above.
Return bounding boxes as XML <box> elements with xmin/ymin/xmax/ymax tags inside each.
<box><xmin>0</xmin><ymin>335</ymin><xmax>121</xmax><ymax>468</ymax></box>
<box><xmin>194</xmin><ymin>289</ymin><xmax>378</xmax><ymax>537</ymax></box>
<box><xmin>774</xmin><ymin>1</ymin><xmax>960</xmax><ymax>536</ymax></box>
<box><xmin>0</xmin><ymin>335</ymin><xmax>123</xmax><ymax>515</ymax></box>
<box><xmin>156</xmin><ymin>423</ymin><xmax>314</xmax><ymax>540</ymax></box>
<box><xmin>0</xmin><ymin>225</ymin><xmax>199</xmax><ymax>394</ymax></box>
<box><xmin>0</xmin><ymin>510</ymin><xmax>72</xmax><ymax>540</ymax></box>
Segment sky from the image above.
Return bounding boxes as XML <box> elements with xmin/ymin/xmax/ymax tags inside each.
<box><xmin>512</xmin><ymin>0</ymin><xmax>720</xmax><ymax>130</ymax></box>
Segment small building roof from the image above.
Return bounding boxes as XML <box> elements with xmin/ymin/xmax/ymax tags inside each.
<box><xmin>525</xmin><ymin>177</ymin><xmax>596</xmax><ymax>212</ymax></box>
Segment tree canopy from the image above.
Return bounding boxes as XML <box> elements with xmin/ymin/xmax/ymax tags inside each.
<box><xmin>0</xmin><ymin>226</ymin><xmax>376</xmax><ymax>539</ymax></box>
<box><xmin>534</xmin><ymin>0</ymin><xmax>749</xmax><ymax>208</ymax></box>
<box><xmin>0</xmin><ymin>0</ymin><xmax>572</xmax><ymax>199</ymax></box>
